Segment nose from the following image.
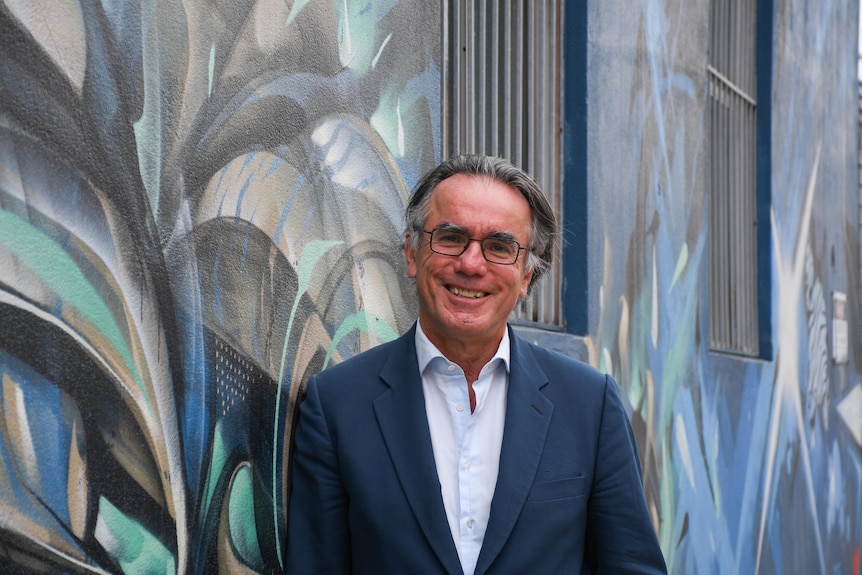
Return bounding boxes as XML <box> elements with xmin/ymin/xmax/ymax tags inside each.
<box><xmin>455</xmin><ymin>238</ymin><xmax>487</xmax><ymax>273</ymax></box>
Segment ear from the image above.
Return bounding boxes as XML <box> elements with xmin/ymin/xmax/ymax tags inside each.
<box><xmin>519</xmin><ymin>268</ymin><xmax>534</xmax><ymax>299</ymax></box>
<box><xmin>404</xmin><ymin>233</ymin><xmax>418</xmax><ymax>278</ymax></box>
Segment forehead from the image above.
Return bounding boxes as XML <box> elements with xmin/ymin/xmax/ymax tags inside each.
<box><xmin>427</xmin><ymin>174</ymin><xmax>532</xmax><ymax>235</ymax></box>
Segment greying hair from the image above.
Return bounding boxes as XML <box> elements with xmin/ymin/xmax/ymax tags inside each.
<box><xmin>405</xmin><ymin>154</ymin><xmax>559</xmax><ymax>293</ymax></box>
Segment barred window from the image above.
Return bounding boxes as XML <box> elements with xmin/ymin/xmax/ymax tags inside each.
<box><xmin>708</xmin><ymin>0</ymin><xmax>760</xmax><ymax>355</ymax></box>
<box><xmin>443</xmin><ymin>0</ymin><xmax>564</xmax><ymax>327</ymax></box>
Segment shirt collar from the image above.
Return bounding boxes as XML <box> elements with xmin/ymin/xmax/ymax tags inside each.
<box><xmin>415</xmin><ymin>320</ymin><xmax>511</xmax><ymax>375</ymax></box>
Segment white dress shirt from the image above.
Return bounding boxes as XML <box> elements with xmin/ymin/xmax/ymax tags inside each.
<box><xmin>415</xmin><ymin>321</ymin><xmax>509</xmax><ymax>575</ymax></box>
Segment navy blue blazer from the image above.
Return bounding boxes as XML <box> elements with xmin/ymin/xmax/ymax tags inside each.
<box><xmin>286</xmin><ymin>325</ymin><xmax>667</xmax><ymax>574</ymax></box>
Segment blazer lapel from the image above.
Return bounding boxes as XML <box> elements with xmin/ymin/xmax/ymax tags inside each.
<box><xmin>474</xmin><ymin>331</ymin><xmax>553</xmax><ymax>575</ymax></box>
<box><xmin>373</xmin><ymin>327</ymin><xmax>464</xmax><ymax>575</ymax></box>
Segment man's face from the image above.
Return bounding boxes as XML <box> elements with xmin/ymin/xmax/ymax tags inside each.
<box><xmin>405</xmin><ymin>173</ymin><xmax>534</xmax><ymax>352</ymax></box>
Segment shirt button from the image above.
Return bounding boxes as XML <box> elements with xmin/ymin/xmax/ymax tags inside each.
<box><xmin>456</xmin><ymin>403</ymin><xmax>464</xmax><ymax>412</ymax></box>
<box><xmin>466</xmin><ymin>519</ymin><xmax>475</xmax><ymax>528</ymax></box>
<box><xmin>447</xmin><ymin>364</ymin><xmax>456</xmax><ymax>372</ymax></box>
<box><xmin>464</xmin><ymin>460</ymin><xmax>472</xmax><ymax>469</ymax></box>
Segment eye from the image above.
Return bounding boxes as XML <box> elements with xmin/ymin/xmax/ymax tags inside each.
<box><xmin>435</xmin><ymin>231</ymin><xmax>467</xmax><ymax>245</ymax></box>
<box><xmin>484</xmin><ymin>239</ymin><xmax>517</xmax><ymax>256</ymax></box>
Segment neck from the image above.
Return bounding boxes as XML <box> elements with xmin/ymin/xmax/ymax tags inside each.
<box><xmin>420</xmin><ymin>324</ymin><xmax>506</xmax><ymax>383</ymax></box>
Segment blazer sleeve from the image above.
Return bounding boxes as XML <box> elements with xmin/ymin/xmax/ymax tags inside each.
<box><xmin>285</xmin><ymin>374</ymin><xmax>352</xmax><ymax>574</ymax></box>
<box><xmin>584</xmin><ymin>375</ymin><xmax>667</xmax><ymax>574</ymax></box>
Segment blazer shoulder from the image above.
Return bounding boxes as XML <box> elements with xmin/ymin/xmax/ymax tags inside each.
<box><xmin>312</xmin><ymin>328</ymin><xmax>414</xmax><ymax>390</ymax></box>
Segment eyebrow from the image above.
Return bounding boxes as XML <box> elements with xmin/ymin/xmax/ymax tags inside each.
<box><xmin>432</xmin><ymin>222</ymin><xmax>464</xmax><ymax>233</ymax></box>
<box><xmin>433</xmin><ymin>222</ymin><xmax>519</xmax><ymax>243</ymax></box>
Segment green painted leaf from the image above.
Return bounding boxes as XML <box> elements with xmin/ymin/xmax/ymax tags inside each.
<box><xmin>323</xmin><ymin>311</ymin><xmax>398</xmax><ymax>369</ymax></box>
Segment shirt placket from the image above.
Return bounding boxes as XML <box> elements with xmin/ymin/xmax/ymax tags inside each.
<box><xmin>447</xmin><ymin>366</ymin><xmax>480</xmax><ymax>572</ymax></box>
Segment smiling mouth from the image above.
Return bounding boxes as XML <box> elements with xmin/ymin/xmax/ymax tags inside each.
<box><xmin>448</xmin><ymin>286</ymin><xmax>487</xmax><ymax>299</ymax></box>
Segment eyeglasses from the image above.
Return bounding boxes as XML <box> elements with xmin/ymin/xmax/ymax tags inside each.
<box><xmin>423</xmin><ymin>228</ymin><xmax>526</xmax><ymax>265</ymax></box>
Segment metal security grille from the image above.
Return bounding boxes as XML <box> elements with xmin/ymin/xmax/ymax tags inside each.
<box><xmin>708</xmin><ymin>0</ymin><xmax>759</xmax><ymax>355</ymax></box>
<box><xmin>443</xmin><ymin>0</ymin><xmax>564</xmax><ymax>327</ymax></box>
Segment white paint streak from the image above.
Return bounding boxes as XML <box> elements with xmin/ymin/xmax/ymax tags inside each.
<box><xmin>396</xmin><ymin>97</ymin><xmax>405</xmax><ymax>157</ymax></box>
<box><xmin>651</xmin><ymin>244</ymin><xmax>658</xmax><ymax>347</ymax></box>
<box><xmin>208</xmin><ymin>43</ymin><xmax>216</xmax><ymax>97</ymax></box>
<box><xmin>285</xmin><ymin>0</ymin><xmax>310</xmax><ymax>27</ymax></box>
<box><xmin>602</xmin><ymin>347</ymin><xmax>613</xmax><ymax>377</ymax></box>
<box><xmin>339</xmin><ymin>0</ymin><xmax>353</xmax><ymax>68</ymax></box>
<box><xmin>671</xmin><ymin>242</ymin><xmax>688</xmax><ymax>287</ymax></box>
<box><xmin>755</xmin><ymin>146</ymin><xmax>826</xmax><ymax>575</ymax></box>
<box><xmin>675</xmin><ymin>413</ymin><xmax>696</xmax><ymax>492</ymax></box>
<box><xmin>372</xmin><ymin>33</ymin><xmax>392</xmax><ymax>69</ymax></box>
<box><xmin>4</xmin><ymin>378</ymin><xmax>41</xmax><ymax>491</ymax></box>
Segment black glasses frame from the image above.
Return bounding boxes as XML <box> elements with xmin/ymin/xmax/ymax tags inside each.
<box><xmin>423</xmin><ymin>228</ymin><xmax>526</xmax><ymax>265</ymax></box>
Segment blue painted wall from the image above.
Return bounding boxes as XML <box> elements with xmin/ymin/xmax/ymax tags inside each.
<box><xmin>586</xmin><ymin>1</ymin><xmax>861</xmax><ymax>573</ymax></box>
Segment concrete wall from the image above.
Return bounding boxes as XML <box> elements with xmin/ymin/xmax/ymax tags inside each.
<box><xmin>0</xmin><ymin>0</ymin><xmax>859</xmax><ymax>573</ymax></box>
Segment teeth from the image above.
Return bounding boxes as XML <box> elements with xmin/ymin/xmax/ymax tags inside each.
<box><xmin>449</xmin><ymin>287</ymin><xmax>485</xmax><ymax>298</ymax></box>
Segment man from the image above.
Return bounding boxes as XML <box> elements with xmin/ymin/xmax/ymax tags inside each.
<box><xmin>286</xmin><ymin>155</ymin><xmax>667</xmax><ymax>574</ymax></box>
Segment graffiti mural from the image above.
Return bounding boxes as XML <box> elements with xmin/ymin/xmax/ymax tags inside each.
<box><xmin>0</xmin><ymin>0</ymin><xmax>436</xmax><ymax>572</ymax></box>
<box><xmin>588</xmin><ymin>0</ymin><xmax>861</xmax><ymax>573</ymax></box>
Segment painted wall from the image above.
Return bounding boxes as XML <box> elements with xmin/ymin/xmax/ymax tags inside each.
<box><xmin>0</xmin><ymin>1</ymin><xmax>437</xmax><ymax>572</ymax></box>
<box><xmin>1</xmin><ymin>0</ymin><xmax>860</xmax><ymax>574</ymax></box>
<box><xmin>587</xmin><ymin>0</ymin><xmax>861</xmax><ymax>573</ymax></box>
